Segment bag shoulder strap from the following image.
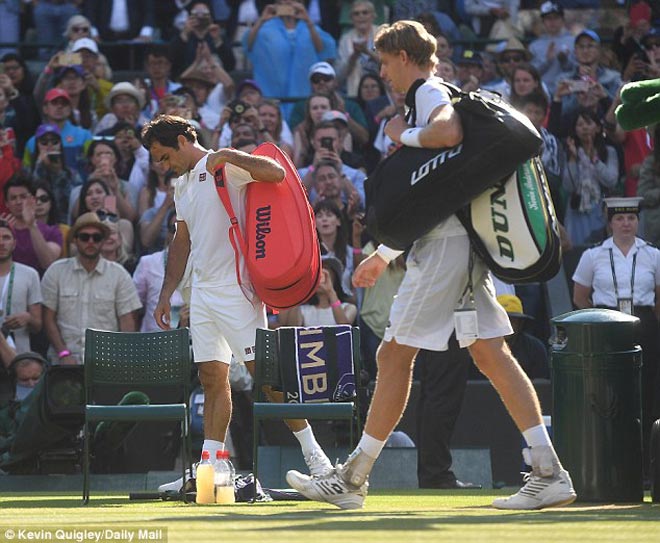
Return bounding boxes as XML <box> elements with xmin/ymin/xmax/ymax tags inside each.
<box><xmin>214</xmin><ymin>165</ymin><xmax>249</xmax><ymax>290</ymax></box>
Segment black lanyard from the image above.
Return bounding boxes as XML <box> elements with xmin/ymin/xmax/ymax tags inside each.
<box><xmin>609</xmin><ymin>248</ymin><xmax>637</xmax><ymax>301</ymax></box>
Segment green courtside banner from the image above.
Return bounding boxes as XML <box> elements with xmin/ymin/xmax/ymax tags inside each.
<box><xmin>457</xmin><ymin>157</ymin><xmax>562</xmax><ymax>284</ymax></box>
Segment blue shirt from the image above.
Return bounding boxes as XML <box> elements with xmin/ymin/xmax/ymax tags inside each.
<box><xmin>23</xmin><ymin>120</ymin><xmax>92</xmax><ymax>179</ymax></box>
<box><xmin>244</xmin><ymin>18</ymin><xmax>336</xmax><ymax>116</ymax></box>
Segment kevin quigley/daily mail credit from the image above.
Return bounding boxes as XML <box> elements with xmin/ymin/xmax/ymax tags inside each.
<box><xmin>2</xmin><ymin>527</ymin><xmax>166</xmax><ymax>543</ymax></box>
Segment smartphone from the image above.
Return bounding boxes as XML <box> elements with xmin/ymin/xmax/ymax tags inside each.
<box><xmin>59</xmin><ymin>52</ymin><xmax>83</xmax><ymax>66</ymax></box>
<box><xmin>320</xmin><ymin>137</ymin><xmax>334</xmax><ymax>150</ymax></box>
<box><xmin>47</xmin><ymin>151</ymin><xmax>62</xmax><ymax>164</ymax></box>
<box><xmin>567</xmin><ymin>80</ymin><xmax>589</xmax><ymax>93</ymax></box>
<box><xmin>276</xmin><ymin>4</ymin><xmax>295</xmax><ymax>17</ymax></box>
<box><xmin>104</xmin><ymin>195</ymin><xmax>117</xmax><ymax>213</ymax></box>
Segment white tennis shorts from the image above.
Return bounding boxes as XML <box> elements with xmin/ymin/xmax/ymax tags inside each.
<box><xmin>384</xmin><ymin>233</ymin><xmax>512</xmax><ymax>351</ymax></box>
<box><xmin>190</xmin><ymin>284</ymin><xmax>266</xmax><ymax>364</ymax></box>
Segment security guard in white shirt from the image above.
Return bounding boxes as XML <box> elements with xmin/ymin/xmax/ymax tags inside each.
<box><xmin>573</xmin><ymin>196</ymin><xmax>660</xmax><ymax>476</ymax></box>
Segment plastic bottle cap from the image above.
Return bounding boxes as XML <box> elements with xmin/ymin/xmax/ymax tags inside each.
<box><xmin>201</xmin><ymin>450</ymin><xmax>210</xmax><ymax>460</ymax></box>
<box><xmin>216</xmin><ymin>450</ymin><xmax>223</xmax><ymax>459</ymax></box>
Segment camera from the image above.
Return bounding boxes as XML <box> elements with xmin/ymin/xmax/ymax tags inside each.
<box><xmin>228</xmin><ymin>99</ymin><xmax>250</xmax><ymax>122</ymax></box>
<box><xmin>320</xmin><ymin>137</ymin><xmax>334</xmax><ymax>151</ymax></box>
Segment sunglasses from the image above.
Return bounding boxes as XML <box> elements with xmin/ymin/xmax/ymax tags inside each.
<box><xmin>92</xmin><ymin>135</ymin><xmax>115</xmax><ymax>141</ymax></box>
<box><xmin>351</xmin><ymin>9</ymin><xmax>371</xmax><ymax>16</ymax></box>
<box><xmin>501</xmin><ymin>55</ymin><xmax>524</xmax><ymax>63</ymax></box>
<box><xmin>36</xmin><ymin>195</ymin><xmax>51</xmax><ymax>204</ymax></box>
<box><xmin>76</xmin><ymin>232</ymin><xmax>104</xmax><ymax>243</ymax></box>
<box><xmin>39</xmin><ymin>137</ymin><xmax>60</xmax><ymax>145</ymax></box>
<box><xmin>72</xmin><ymin>26</ymin><xmax>90</xmax><ymax>33</ymax></box>
<box><xmin>96</xmin><ymin>210</ymin><xmax>119</xmax><ymax>222</ymax></box>
<box><xmin>311</xmin><ymin>74</ymin><xmax>333</xmax><ymax>84</ymax></box>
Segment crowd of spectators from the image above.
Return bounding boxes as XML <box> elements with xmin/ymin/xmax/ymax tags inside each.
<box><xmin>0</xmin><ymin>0</ymin><xmax>657</xmax><ymax>410</ymax></box>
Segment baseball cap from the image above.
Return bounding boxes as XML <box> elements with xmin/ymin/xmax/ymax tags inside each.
<box><xmin>44</xmin><ymin>88</ymin><xmax>72</xmax><ymax>104</ymax></box>
<box><xmin>457</xmin><ymin>49</ymin><xmax>483</xmax><ymax>66</ymax></box>
<box><xmin>35</xmin><ymin>123</ymin><xmax>61</xmax><ymax>140</ymax></box>
<box><xmin>540</xmin><ymin>1</ymin><xmax>563</xmax><ymax>17</ymax></box>
<box><xmin>309</xmin><ymin>62</ymin><xmax>336</xmax><ymax>79</ymax></box>
<box><xmin>497</xmin><ymin>294</ymin><xmax>533</xmax><ymax>320</ymax></box>
<box><xmin>237</xmin><ymin>79</ymin><xmax>262</xmax><ymax>96</ymax></box>
<box><xmin>575</xmin><ymin>29</ymin><xmax>601</xmax><ymax>45</ymax></box>
<box><xmin>56</xmin><ymin>64</ymin><xmax>84</xmax><ymax>80</ymax></box>
<box><xmin>71</xmin><ymin>37</ymin><xmax>99</xmax><ymax>54</ymax></box>
<box><xmin>321</xmin><ymin>110</ymin><xmax>348</xmax><ymax>125</ymax></box>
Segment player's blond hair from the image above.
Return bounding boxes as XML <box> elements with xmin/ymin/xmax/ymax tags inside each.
<box><xmin>374</xmin><ymin>20</ymin><xmax>438</xmax><ymax>70</ymax></box>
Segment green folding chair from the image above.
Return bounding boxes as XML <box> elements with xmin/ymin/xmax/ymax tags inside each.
<box><xmin>252</xmin><ymin>326</ymin><xmax>362</xmax><ymax>490</ymax></box>
<box><xmin>82</xmin><ymin>328</ymin><xmax>193</xmax><ymax>504</ymax></box>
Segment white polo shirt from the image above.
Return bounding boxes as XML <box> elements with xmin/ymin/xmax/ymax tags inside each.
<box><xmin>573</xmin><ymin>237</ymin><xmax>660</xmax><ymax>307</ymax></box>
<box><xmin>174</xmin><ymin>152</ymin><xmax>255</xmax><ymax>288</ymax></box>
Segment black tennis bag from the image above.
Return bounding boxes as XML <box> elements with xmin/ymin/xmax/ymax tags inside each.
<box><xmin>365</xmin><ymin>81</ymin><xmax>543</xmax><ymax>250</ymax></box>
<box><xmin>457</xmin><ymin>157</ymin><xmax>562</xmax><ymax>283</ymax></box>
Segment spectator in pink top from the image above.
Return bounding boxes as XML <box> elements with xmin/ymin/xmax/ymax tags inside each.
<box><xmin>2</xmin><ymin>173</ymin><xmax>62</xmax><ymax>276</ymax></box>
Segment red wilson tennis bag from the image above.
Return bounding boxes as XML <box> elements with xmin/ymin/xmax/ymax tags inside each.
<box><xmin>215</xmin><ymin>142</ymin><xmax>321</xmax><ymax>309</ymax></box>
<box><xmin>365</xmin><ymin>81</ymin><xmax>543</xmax><ymax>250</ymax></box>
<box><xmin>457</xmin><ymin>157</ymin><xmax>562</xmax><ymax>283</ymax></box>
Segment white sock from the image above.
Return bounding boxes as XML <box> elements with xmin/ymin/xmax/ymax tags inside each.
<box><xmin>201</xmin><ymin>439</ymin><xmax>224</xmax><ymax>462</ymax></box>
<box><xmin>523</xmin><ymin>423</ymin><xmax>552</xmax><ymax>448</ymax></box>
<box><xmin>356</xmin><ymin>433</ymin><xmax>386</xmax><ymax>459</ymax></box>
<box><xmin>293</xmin><ymin>425</ymin><xmax>321</xmax><ymax>456</ymax></box>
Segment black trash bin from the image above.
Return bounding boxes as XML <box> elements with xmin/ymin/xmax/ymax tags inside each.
<box><xmin>551</xmin><ymin>308</ymin><xmax>643</xmax><ymax>503</ymax></box>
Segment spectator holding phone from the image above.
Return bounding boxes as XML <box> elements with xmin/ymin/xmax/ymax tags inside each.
<box><xmin>557</xmin><ymin>30</ymin><xmax>622</xmax><ymax>123</ymax></box>
<box><xmin>170</xmin><ymin>2</ymin><xmax>235</xmax><ymax>77</ymax></box>
<box><xmin>75</xmin><ymin>140</ymin><xmax>138</xmax><ymax>224</ymax></box>
<box><xmin>336</xmin><ymin>1</ymin><xmax>380</xmax><ymax>97</ymax></box>
<box><xmin>39</xmin><ymin>39</ymin><xmax>113</xmax><ymax>121</ymax></box>
<box><xmin>244</xmin><ymin>0</ymin><xmax>336</xmax><ymax>118</ymax></box>
<box><xmin>562</xmin><ymin>108</ymin><xmax>619</xmax><ymax>246</ymax></box>
<box><xmin>2</xmin><ymin>173</ymin><xmax>62</xmax><ymax>276</ymax></box>
<box><xmin>22</xmin><ymin>89</ymin><xmax>93</xmax><ymax>179</ymax></box>
<box><xmin>613</xmin><ymin>1</ymin><xmax>653</xmax><ymax>76</ymax></box>
<box><xmin>0</xmin><ymin>54</ymin><xmax>40</xmax><ymax>156</ymax></box>
<box><xmin>621</xmin><ymin>28</ymin><xmax>660</xmax><ymax>83</ymax></box>
<box><xmin>299</xmin><ymin>121</ymin><xmax>366</xmax><ymax>209</ymax></box>
<box><xmin>293</xmin><ymin>93</ymin><xmax>338</xmax><ymax>167</ymax></box>
<box><xmin>31</xmin><ymin>124</ymin><xmax>82</xmax><ymax>224</ymax></box>
<box><xmin>110</xmin><ymin>121</ymin><xmax>149</xmax><ymax>194</ymax></box>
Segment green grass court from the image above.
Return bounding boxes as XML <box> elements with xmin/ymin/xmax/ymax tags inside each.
<box><xmin>0</xmin><ymin>491</ymin><xmax>658</xmax><ymax>543</ymax></box>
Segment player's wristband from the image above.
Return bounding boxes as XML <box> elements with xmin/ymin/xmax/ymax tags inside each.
<box><xmin>399</xmin><ymin>128</ymin><xmax>423</xmax><ymax>147</ymax></box>
<box><xmin>330</xmin><ymin>300</ymin><xmax>342</xmax><ymax>308</ymax></box>
<box><xmin>58</xmin><ymin>349</ymin><xmax>71</xmax><ymax>359</ymax></box>
<box><xmin>376</xmin><ymin>244</ymin><xmax>404</xmax><ymax>264</ymax></box>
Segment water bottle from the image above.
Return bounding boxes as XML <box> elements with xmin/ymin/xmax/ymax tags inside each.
<box><xmin>214</xmin><ymin>450</ymin><xmax>235</xmax><ymax>504</ymax></box>
<box><xmin>195</xmin><ymin>450</ymin><xmax>215</xmax><ymax>504</ymax></box>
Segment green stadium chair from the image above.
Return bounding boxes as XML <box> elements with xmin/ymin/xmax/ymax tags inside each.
<box><xmin>252</xmin><ymin>326</ymin><xmax>362</xmax><ymax>493</ymax></box>
<box><xmin>82</xmin><ymin>328</ymin><xmax>193</xmax><ymax>504</ymax></box>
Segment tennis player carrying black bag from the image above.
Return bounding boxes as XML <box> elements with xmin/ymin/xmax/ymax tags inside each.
<box><xmin>365</xmin><ymin>81</ymin><xmax>543</xmax><ymax>250</ymax></box>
